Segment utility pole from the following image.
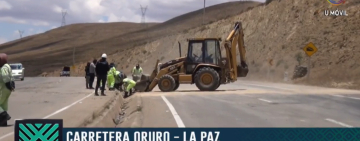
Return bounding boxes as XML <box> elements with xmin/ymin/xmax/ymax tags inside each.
<box><xmin>203</xmin><ymin>0</ymin><xmax>206</xmax><ymax>25</ymax></box>
<box><xmin>140</xmin><ymin>5</ymin><xmax>147</xmax><ymax>24</ymax></box>
<box><xmin>61</xmin><ymin>9</ymin><xmax>67</xmax><ymax>26</ymax></box>
<box><xmin>140</xmin><ymin>5</ymin><xmax>148</xmax><ymax>39</ymax></box>
<box><xmin>18</xmin><ymin>30</ymin><xmax>24</xmax><ymax>39</ymax></box>
<box><xmin>73</xmin><ymin>47</ymin><xmax>76</xmax><ymax>65</ymax></box>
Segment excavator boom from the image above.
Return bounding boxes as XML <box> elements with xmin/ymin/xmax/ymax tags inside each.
<box><xmin>224</xmin><ymin>22</ymin><xmax>248</xmax><ymax>81</ymax></box>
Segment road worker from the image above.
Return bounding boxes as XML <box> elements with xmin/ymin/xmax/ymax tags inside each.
<box><xmin>0</xmin><ymin>53</ymin><xmax>14</xmax><ymax>126</ymax></box>
<box><xmin>114</xmin><ymin>71</ymin><xmax>126</xmax><ymax>91</ymax></box>
<box><xmin>107</xmin><ymin>63</ymin><xmax>117</xmax><ymax>91</ymax></box>
<box><xmin>120</xmin><ymin>75</ymin><xmax>136</xmax><ymax>98</ymax></box>
<box><xmin>132</xmin><ymin>64</ymin><xmax>143</xmax><ymax>82</ymax></box>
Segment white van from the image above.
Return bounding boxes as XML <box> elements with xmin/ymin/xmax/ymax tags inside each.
<box><xmin>10</xmin><ymin>63</ymin><xmax>25</xmax><ymax>81</ymax></box>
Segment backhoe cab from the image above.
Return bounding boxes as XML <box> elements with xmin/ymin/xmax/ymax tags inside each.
<box><xmin>136</xmin><ymin>22</ymin><xmax>249</xmax><ymax>92</ymax></box>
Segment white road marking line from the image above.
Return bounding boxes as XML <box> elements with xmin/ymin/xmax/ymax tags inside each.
<box><xmin>332</xmin><ymin>94</ymin><xmax>345</xmax><ymax>98</ymax></box>
<box><xmin>241</xmin><ymin>94</ymin><xmax>254</xmax><ymax>98</ymax></box>
<box><xmin>325</xmin><ymin>118</ymin><xmax>353</xmax><ymax>128</ymax></box>
<box><xmin>0</xmin><ymin>92</ymin><xmax>94</xmax><ymax>140</ymax></box>
<box><xmin>43</xmin><ymin>93</ymin><xmax>93</xmax><ymax>119</ymax></box>
<box><xmin>258</xmin><ymin>98</ymin><xmax>272</xmax><ymax>103</ymax></box>
<box><xmin>161</xmin><ymin>95</ymin><xmax>185</xmax><ymax>128</ymax></box>
<box><xmin>331</xmin><ymin>94</ymin><xmax>360</xmax><ymax>101</ymax></box>
<box><xmin>246</xmin><ymin>84</ymin><xmax>294</xmax><ymax>91</ymax></box>
<box><xmin>348</xmin><ymin>97</ymin><xmax>360</xmax><ymax>100</ymax></box>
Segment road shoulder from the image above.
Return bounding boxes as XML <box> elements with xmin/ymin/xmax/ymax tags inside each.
<box><xmin>0</xmin><ymin>90</ymin><xmax>122</xmax><ymax>141</ymax></box>
<box><xmin>119</xmin><ymin>94</ymin><xmax>178</xmax><ymax>127</ymax></box>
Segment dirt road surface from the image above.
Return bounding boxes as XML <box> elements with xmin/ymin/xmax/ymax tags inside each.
<box><xmin>0</xmin><ymin>77</ymin><xmax>96</xmax><ymax>140</ymax></box>
<box><xmin>132</xmin><ymin>80</ymin><xmax>360</xmax><ymax>128</ymax></box>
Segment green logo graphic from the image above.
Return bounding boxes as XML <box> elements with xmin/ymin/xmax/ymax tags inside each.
<box><xmin>15</xmin><ymin>119</ymin><xmax>63</xmax><ymax>141</ymax></box>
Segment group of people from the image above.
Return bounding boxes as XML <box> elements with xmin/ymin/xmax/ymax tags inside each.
<box><xmin>85</xmin><ymin>53</ymin><xmax>144</xmax><ymax>97</ymax></box>
<box><xmin>0</xmin><ymin>52</ymin><xmax>146</xmax><ymax>126</ymax></box>
<box><xmin>0</xmin><ymin>53</ymin><xmax>15</xmax><ymax>126</ymax></box>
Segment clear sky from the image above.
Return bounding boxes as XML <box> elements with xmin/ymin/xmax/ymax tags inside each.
<box><xmin>0</xmin><ymin>0</ymin><xmax>265</xmax><ymax>44</ymax></box>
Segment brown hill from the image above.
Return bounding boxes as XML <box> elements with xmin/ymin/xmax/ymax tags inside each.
<box><xmin>0</xmin><ymin>22</ymin><xmax>158</xmax><ymax>75</ymax></box>
<box><xmin>88</xmin><ymin>0</ymin><xmax>358</xmax><ymax>89</ymax></box>
<box><xmin>0</xmin><ymin>1</ymin><xmax>261</xmax><ymax>76</ymax></box>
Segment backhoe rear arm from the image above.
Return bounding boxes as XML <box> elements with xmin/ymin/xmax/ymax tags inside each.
<box><xmin>224</xmin><ymin>22</ymin><xmax>248</xmax><ymax>81</ymax></box>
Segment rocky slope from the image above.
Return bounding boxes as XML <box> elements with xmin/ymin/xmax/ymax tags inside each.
<box><xmin>93</xmin><ymin>0</ymin><xmax>360</xmax><ymax>89</ymax></box>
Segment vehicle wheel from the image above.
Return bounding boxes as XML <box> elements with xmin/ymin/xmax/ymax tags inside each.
<box><xmin>215</xmin><ymin>82</ymin><xmax>221</xmax><ymax>89</ymax></box>
<box><xmin>158</xmin><ymin>74</ymin><xmax>176</xmax><ymax>92</ymax></box>
<box><xmin>194</xmin><ymin>67</ymin><xmax>220</xmax><ymax>91</ymax></box>
<box><xmin>21</xmin><ymin>78</ymin><xmax>24</xmax><ymax>81</ymax></box>
<box><xmin>173</xmin><ymin>81</ymin><xmax>180</xmax><ymax>91</ymax></box>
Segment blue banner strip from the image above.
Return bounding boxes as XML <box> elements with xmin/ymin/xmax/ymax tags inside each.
<box><xmin>63</xmin><ymin>128</ymin><xmax>360</xmax><ymax>141</ymax></box>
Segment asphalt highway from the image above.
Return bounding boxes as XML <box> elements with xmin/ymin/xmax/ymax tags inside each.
<box><xmin>0</xmin><ymin>77</ymin><xmax>94</xmax><ymax>140</ymax></box>
<box><xmin>1</xmin><ymin>77</ymin><xmax>360</xmax><ymax>140</ymax></box>
<box><xmin>138</xmin><ymin>80</ymin><xmax>360</xmax><ymax>128</ymax></box>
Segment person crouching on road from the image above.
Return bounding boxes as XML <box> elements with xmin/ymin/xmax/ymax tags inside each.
<box><xmin>0</xmin><ymin>53</ymin><xmax>14</xmax><ymax>126</ymax></box>
<box><xmin>107</xmin><ymin>63</ymin><xmax>117</xmax><ymax>91</ymax></box>
<box><xmin>95</xmin><ymin>53</ymin><xmax>110</xmax><ymax>96</ymax></box>
<box><xmin>121</xmin><ymin>75</ymin><xmax>136</xmax><ymax>98</ymax></box>
<box><xmin>114</xmin><ymin>71</ymin><xmax>126</xmax><ymax>91</ymax></box>
<box><xmin>85</xmin><ymin>62</ymin><xmax>90</xmax><ymax>89</ymax></box>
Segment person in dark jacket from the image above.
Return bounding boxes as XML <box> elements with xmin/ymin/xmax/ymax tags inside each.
<box><xmin>95</xmin><ymin>53</ymin><xmax>110</xmax><ymax>96</ymax></box>
<box><xmin>85</xmin><ymin>62</ymin><xmax>90</xmax><ymax>89</ymax></box>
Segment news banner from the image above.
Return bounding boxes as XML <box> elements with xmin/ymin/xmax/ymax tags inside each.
<box><xmin>14</xmin><ymin>119</ymin><xmax>360</xmax><ymax>141</ymax></box>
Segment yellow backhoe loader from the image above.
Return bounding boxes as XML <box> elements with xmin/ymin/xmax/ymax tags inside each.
<box><xmin>135</xmin><ymin>22</ymin><xmax>249</xmax><ymax>92</ymax></box>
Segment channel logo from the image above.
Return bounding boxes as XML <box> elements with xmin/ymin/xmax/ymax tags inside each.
<box><xmin>14</xmin><ymin>119</ymin><xmax>63</xmax><ymax>141</ymax></box>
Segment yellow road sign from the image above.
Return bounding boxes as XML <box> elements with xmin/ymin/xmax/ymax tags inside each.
<box><xmin>303</xmin><ymin>42</ymin><xmax>318</xmax><ymax>57</ymax></box>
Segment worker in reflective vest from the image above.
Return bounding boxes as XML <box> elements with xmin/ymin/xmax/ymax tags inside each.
<box><xmin>0</xmin><ymin>53</ymin><xmax>14</xmax><ymax>126</ymax></box>
<box><xmin>107</xmin><ymin>63</ymin><xmax>117</xmax><ymax>91</ymax></box>
<box><xmin>121</xmin><ymin>76</ymin><xmax>136</xmax><ymax>98</ymax></box>
<box><xmin>114</xmin><ymin>71</ymin><xmax>126</xmax><ymax>91</ymax></box>
<box><xmin>132</xmin><ymin>64</ymin><xmax>143</xmax><ymax>76</ymax></box>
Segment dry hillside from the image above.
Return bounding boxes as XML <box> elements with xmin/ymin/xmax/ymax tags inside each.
<box><xmin>88</xmin><ymin>0</ymin><xmax>358</xmax><ymax>89</ymax></box>
<box><xmin>0</xmin><ymin>1</ymin><xmax>260</xmax><ymax>76</ymax></box>
<box><xmin>0</xmin><ymin>22</ymin><xmax>157</xmax><ymax>75</ymax></box>
<box><xmin>2</xmin><ymin>0</ymin><xmax>359</xmax><ymax>89</ymax></box>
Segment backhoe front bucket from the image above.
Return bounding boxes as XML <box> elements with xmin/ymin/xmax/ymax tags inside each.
<box><xmin>134</xmin><ymin>60</ymin><xmax>160</xmax><ymax>92</ymax></box>
<box><xmin>134</xmin><ymin>74</ymin><xmax>151</xmax><ymax>92</ymax></box>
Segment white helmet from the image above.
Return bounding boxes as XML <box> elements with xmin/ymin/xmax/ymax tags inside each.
<box><xmin>101</xmin><ymin>53</ymin><xmax>107</xmax><ymax>58</ymax></box>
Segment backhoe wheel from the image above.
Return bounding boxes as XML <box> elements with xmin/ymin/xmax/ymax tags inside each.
<box><xmin>173</xmin><ymin>81</ymin><xmax>180</xmax><ymax>91</ymax></box>
<box><xmin>194</xmin><ymin>67</ymin><xmax>220</xmax><ymax>91</ymax></box>
<box><xmin>158</xmin><ymin>74</ymin><xmax>176</xmax><ymax>92</ymax></box>
<box><xmin>215</xmin><ymin>82</ymin><xmax>221</xmax><ymax>89</ymax></box>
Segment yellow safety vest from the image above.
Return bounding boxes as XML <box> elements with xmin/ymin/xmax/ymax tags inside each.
<box><xmin>132</xmin><ymin>67</ymin><xmax>143</xmax><ymax>75</ymax></box>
